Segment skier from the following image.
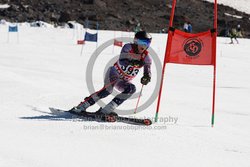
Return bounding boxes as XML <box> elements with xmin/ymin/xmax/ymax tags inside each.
<box><xmin>70</xmin><ymin>31</ymin><xmax>152</xmax><ymax>119</ymax></box>
<box><xmin>229</xmin><ymin>28</ymin><xmax>239</xmax><ymax>44</ymax></box>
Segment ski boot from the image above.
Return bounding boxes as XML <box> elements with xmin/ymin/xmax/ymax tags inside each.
<box><xmin>69</xmin><ymin>100</ymin><xmax>91</xmax><ymax>114</ymax></box>
<box><xmin>95</xmin><ymin>101</ymin><xmax>118</xmax><ymax>122</ymax></box>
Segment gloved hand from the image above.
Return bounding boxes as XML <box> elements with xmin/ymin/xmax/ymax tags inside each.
<box><xmin>130</xmin><ymin>60</ymin><xmax>144</xmax><ymax>67</ymax></box>
<box><xmin>141</xmin><ymin>74</ymin><xmax>151</xmax><ymax>85</ymax></box>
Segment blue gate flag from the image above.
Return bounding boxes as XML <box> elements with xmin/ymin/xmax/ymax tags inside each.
<box><xmin>84</xmin><ymin>32</ymin><xmax>98</xmax><ymax>42</ymax></box>
<box><xmin>9</xmin><ymin>26</ymin><xmax>18</xmax><ymax>32</ymax></box>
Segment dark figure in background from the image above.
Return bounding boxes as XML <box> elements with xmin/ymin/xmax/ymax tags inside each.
<box><xmin>229</xmin><ymin>28</ymin><xmax>239</xmax><ymax>44</ymax></box>
<box><xmin>134</xmin><ymin>22</ymin><xmax>142</xmax><ymax>33</ymax></box>
<box><xmin>187</xmin><ymin>22</ymin><xmax>192</xmax><ymax>33</ymax></box>
<box><xmin>183</xmin><ymin>22</ymin><xmax>188</xmax><ymax>32</ymax></box>
<box><xmin>236</xmin><ymin>24</ymin><xmax>243</xmax><ymax>38</ymax></box>
<box><xmin>225</xmin><ymin>25</ymin><xmax>230</xmax><ymax>37</ymax></box>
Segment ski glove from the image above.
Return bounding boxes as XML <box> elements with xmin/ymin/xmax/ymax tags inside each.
<box><xmin>141</xmin><ymin>74</ymin><xmax>151</xmax><ymax>85</ymax></box>
<box><xmin>130</xmin><ymin>60</ymin><xmax>144</xmax><ymax>67</ymax></box>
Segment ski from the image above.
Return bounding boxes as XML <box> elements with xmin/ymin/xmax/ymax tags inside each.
<box><xmin>116</xmin><ymin>116</ymin><xmax>152</xmax><ymax>126</ymax></box>
<box><xmin>49</xmin><ymin>108</ymin><xmax>152</xmax><ymax>126</ymax></box>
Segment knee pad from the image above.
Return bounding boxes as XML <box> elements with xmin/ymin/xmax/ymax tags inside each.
<box><xmin>123</xmin><ymin>84</ymin><xmax>136</xmax><ymax>94</ymax></box>
<box><xmin>97</xmin><ymin>88</ymin><xmax>112</xmax><ymax>98</ymax></box>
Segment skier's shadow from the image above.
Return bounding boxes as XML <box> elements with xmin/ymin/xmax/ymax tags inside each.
<box><xmin>20</xmin><ymin>106</ymin><xmax>97</xmax><ymax>122</ymax></box>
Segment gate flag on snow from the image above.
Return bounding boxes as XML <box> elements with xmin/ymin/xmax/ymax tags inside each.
<box><xmin>84</xmin><ymin>32</ymin><xmax>98</xmax><ymax>42</ymax></box>
<box><xmin>79</xmin><ymin>22</ymin><xmax>99</xmax><ymax>56</ymax></box>
<box><xmin>166</xmin><ymin>28</ymin><xmax>216</xmax><ymax>65</ymax></box>
<box><xmin>155</xmin><ymin>0</ymin><xmax>217</xmax><ymax>126</ymax></box>
<box><xmin>114</xmin><ymin>39</ymin><xmax>123</xmax><ymax>47</ymax></box>
<box><xmin>7</xmin><ymin>24</ymin><xmax>19</xmax><ymax>43</ymax></box>
<box><xmin>8</xmin><ymin>25</ymin><xmax>18</xmax><ymax>32</ymax></box>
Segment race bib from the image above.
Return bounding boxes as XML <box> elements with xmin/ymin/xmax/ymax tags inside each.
<box><xmin>114</xmin><ymin>62</ymin><xmax>141</xmax><ymax>81</ymax></box>
<box><xmin>120</xmin><ymin>64</ymin><xmax>140</xmax><ymax>77</ymax></box>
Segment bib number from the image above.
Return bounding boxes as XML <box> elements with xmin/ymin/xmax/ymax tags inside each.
<box><xmin>121</xmin><ymin>65</ymin><xmax>139</xmax><ymax>76</ymax></box>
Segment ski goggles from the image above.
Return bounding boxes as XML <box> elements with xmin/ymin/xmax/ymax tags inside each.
<box><xmin>135</xmin><ymin>39</ymin><xmax>151</xmax><ymax>49</ymax></box>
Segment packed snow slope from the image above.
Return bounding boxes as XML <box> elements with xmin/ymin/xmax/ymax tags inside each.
<box><xmin>0</xmin><ymin>24</ymin><xmax>250</xmax><ymax>167</ymax></box>
<box><xmin>205</xmin><ymin>0</ymin><xmax>250</xmax><ymax>14</ymax></box>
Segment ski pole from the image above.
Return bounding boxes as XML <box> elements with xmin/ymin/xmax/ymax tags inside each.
<box><xmin>134</xmin><ymin>84</ymin><xmax>144</xmax><ymax>114</ymax></box>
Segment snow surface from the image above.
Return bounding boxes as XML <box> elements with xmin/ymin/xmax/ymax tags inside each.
<box><xmin>1</xmin><ymin>23</ymin><xmax>250</xmax><ymax>167</ymax></box>
<box><xmin>204</xmin><ymin>0</ymin><xmax>250</xmax><ymax>14</ymax></box>
<box><xmin>224</xmin><ymin>12</ymin><xmax>243</xmax><ymax>19</ymax></box>
<box><xmin>0</xmin><ymin>4</ymin><xmax>10</xmax><ymax>9</ymax></box>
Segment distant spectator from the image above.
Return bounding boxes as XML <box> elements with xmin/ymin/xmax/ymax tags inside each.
<box><xmin>134</xmin><ymin>23</ymin><xmax>142</xmax><ymax>33</ymax></box>
<box><xmin>84</xmin><ymin>17</ymin><xmax>89</xmax><ymax>28</ymax></box>
<box><xmin>187</xmin><ymin>22</ymin><xmax>192</xmax><ymax>33</ymax></box>
<box><xmin>229</xmin><ymin>28</ymin><xmax>239</xmax><ymax>44</ymax></box>
<box><xmin>236</xmin><ymin>24</ymin><xmax>243</xmax><ymax>38</ymax></box>
<box><xmin>237</xmin><ymin>24</ymin><xmax>241</xmax><ymax>32</ymax></box>
<box><xmin>183</xmin><ymin>22</ymin><xmax>188</xmax><ymax>32</ymax></box>
<box><xmin>225</xmin><ymin>24</ymin><xmax>230</xmax><ymax>37</ymax></box>
<box><xmin>0</xmin><ymin>19</ymin><xmax>7</xmax><ymax>25</ymax></box>
<box><xmin>160</xmin><ymin>28</ymin><xmax>168</xmax><ymax>33</ymax></box>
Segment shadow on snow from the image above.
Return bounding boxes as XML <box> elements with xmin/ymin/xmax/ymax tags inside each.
<box><xmin>19</xmin><ymin>106</ymin><xmax>99</xmax><ymax>122</ymax></box>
